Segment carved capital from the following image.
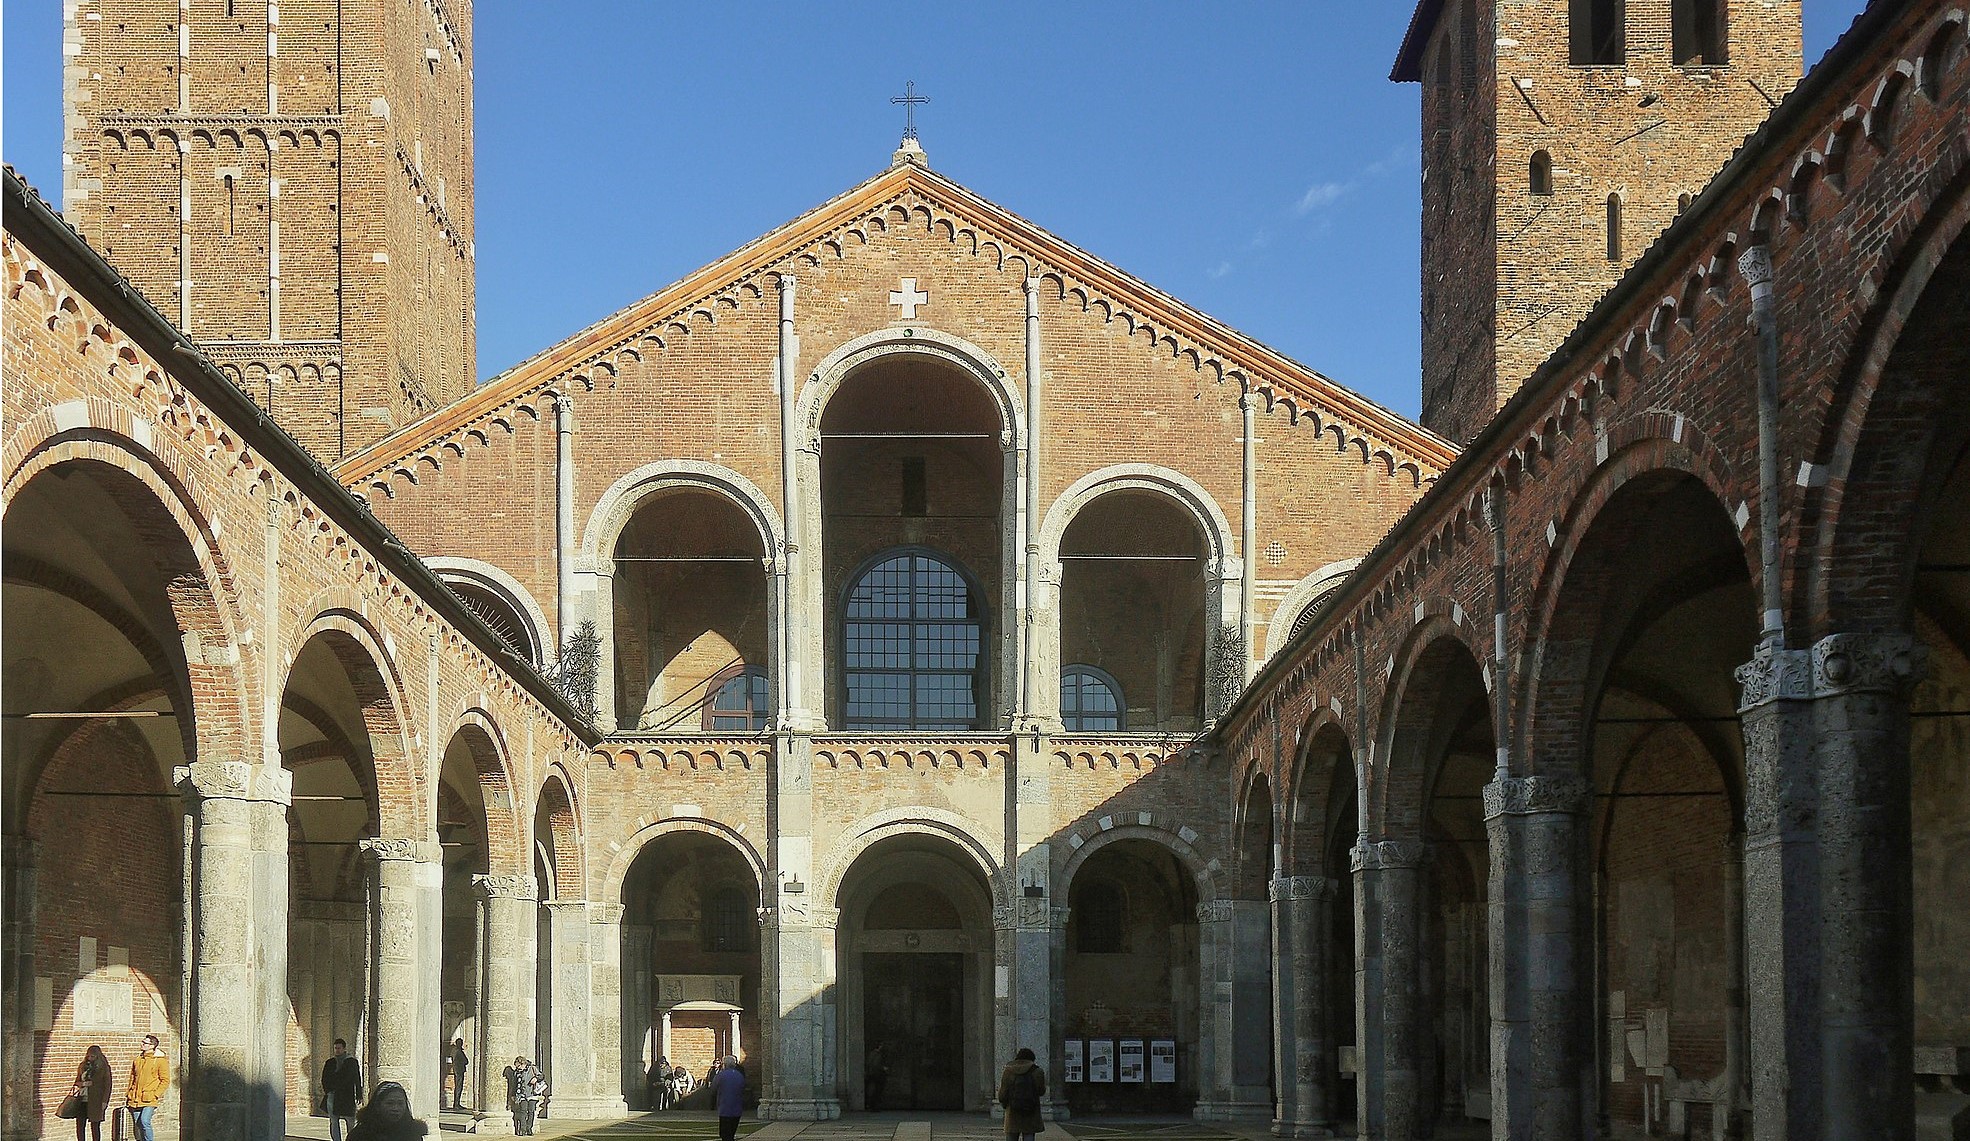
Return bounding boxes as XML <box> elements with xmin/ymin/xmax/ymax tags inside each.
<box><xmin>1735</xmin><ymin>642</ymin><xmax>1813</xmax><ymax>711</ymax></box>
<box><xmin>176</xmin><ymin>760</ymin><xmax>292</xmax><ymax>806</ymax></box>
<box><xmin>1350</xmin><ymin>839</ymin><xmax>1426</xmax><ymax>872</ymax></box>
<box><xmin>359</xmin><ymin>836</ymin><xmax>440</xmax><ymax>864</ymax></box>
<box><xmin>472</xmin><ymin>873</ymin><xmax>539</xmax><ymax>901</ymax></box>
<box><xmin>1195</xmin><ymin>899</ymin><xmax>1235</xmax><ymax>923</ymax></box>
<box><xmin>1736</xmin><ymin>244</ymin><xmax>1774</xmax><ymax>289</ymax></box>
<box><xmin>1267</xmin><ymin>875</ymin><xmax>1335</xmax><ymax>902</ymax></box>
<box><xmin>588</xmin><ymin>902</ymin><xmax>627</xmax><ymax>926</ymax></box>
<box><xmin>1483</xmin><ymin>774</ymin><xmax>1589</xmax><ymax>819</ymax></box>
<box><xmin>1812</xmin><ymin>631</ymin><xmax>1926</xmax><ymax>698</ymax></box>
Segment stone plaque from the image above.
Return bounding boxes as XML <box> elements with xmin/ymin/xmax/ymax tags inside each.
<box><xmin>72</xmin><ymin>977</ymin><xmax>134</xmax><ymax>1032</ymax></box>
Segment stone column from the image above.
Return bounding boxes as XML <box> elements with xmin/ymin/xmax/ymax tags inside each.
<box><xmin>178</xmin><ymin>760</ymin><xmax>291</xmax><ymax>1141</ymax></box>
<box><xmin>1353</xmin><ymin>840</ymin><xmax>1424</xmax><ymax>1141</ymax></box>
<box><xmin>1484</xmin><ymin>775</ymin><xmax>1590</xmax><ymax>1141</ymax></box>
<box><xmin>1271</xmin><ymin>875</ymin><xmax>1337</xmax><ymax>1137</ymax></box>
<box><xmin>542</xmin><ymin>899</ymin><xmax>593</xmax><ymax>1107</ymax></box>
<box><xmin>362</xmin><ymin>837</ymin><xmax>443</xmax><ymax>1120</ymax></box>
<box><xmin>760</xmin><ymin>897</ymin><xmax>841</xmax><ymax>1118</ymax></box>
<box><xmin>1008</xmin><ymin>731</ymin><xmax>1056</xmax><ymax>1107</ymax></box>
<box><xmin>589</xmin><ymin>902</ymin><xmax>630</xmax><ymax>1118</ymax></box>
<box><xmin>2</xmin><ymin>834</ymin><xmax>40</xmax><ymax>1140</ymax></box>
<box><xmin>472</xmin><ymin>874</ymin><xmax>538</xmax><ymax>1134</ymax></box>
<box><xmin>1812</xmin><ymin>632</ymin><xmax>1921</xmax><ymax>1140</ymax></box>
<box><xmin>539</xmin><ymin>900</ymin><xmax>629</xmax><ymax>1118</ymax></box>
<box><xmin>584</xmin><ymin>566</ymin><xmax>617</xmax><ymax>733</ymax></box>
<box><xmin>1196</xmin><ymin>898</ymin><xmax>1273</xmax><ymax>1121</ymax></box>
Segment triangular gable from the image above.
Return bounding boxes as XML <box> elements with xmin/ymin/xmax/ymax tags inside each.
<box><xmin>333</xmin><ymin>163</ymin><xmax>1457</xmax><ymax>487</ymax></box>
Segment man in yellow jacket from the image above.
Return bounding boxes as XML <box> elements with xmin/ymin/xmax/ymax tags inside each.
<box><xmin>126</xmin><ymin>1034</ymin><xmax>170</xmax><ymax>1141</ymax></box>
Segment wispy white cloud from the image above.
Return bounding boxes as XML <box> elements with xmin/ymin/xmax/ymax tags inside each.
<box><xmin>1294</xmin><ymin>181</ymin><xmax>1349</xmax><ymax>214</ymax></box>
<box><xmin>1207</xmin><ymin>260</ymin><xmax>1234</xmax><ymax>280</ymax></box>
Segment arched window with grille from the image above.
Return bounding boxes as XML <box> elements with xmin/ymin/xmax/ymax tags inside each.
<box><xmin>842</xmin><ymin>548</ymin><xmax>986</xmax><ymax>730</ymax></box>
<box><xmin>1076</xmin><ymin>882</ymin><xmax>1126</xmax><ymax>953</ymax></box>
<box><xmin>703</xmin><ymin>664</ymin><xmax>769</xmax><ymax>732</ymax></box>
<box><xmin>1060</xmin><ymin>665</ymin><xmax>1124</xmax><ymax>732</ymax></box>
<box><xmin>701</xmin><ymin>886</ymin><xmax>753</xmax><ymax>952</ymax></box>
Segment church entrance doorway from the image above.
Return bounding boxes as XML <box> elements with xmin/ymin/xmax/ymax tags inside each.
<box><xmin>862</xmin><ymin>951</ymin><xmax>964</xmax><ymax>1110</ymax></box>
<box><xmin>837</xmin><ymin>834</ymin><xmax>996</xmax><ymax>1112</ymax></box>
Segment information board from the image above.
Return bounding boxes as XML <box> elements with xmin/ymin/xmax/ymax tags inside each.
<box><xmin>1063</xmin><ymin>1038</ymin><xmax>1084</xmax><ymax>1083</ymax></box>
<box><xmin>1087</xmin><ymin>1038</ymin><xmax>1115</xmax><ymax>1083</ymax></box>
<box><xmin>1118</xmin><ymin>1038</ymin><xmax>1145</xmax><ymax>1083</ymax></box>
<box><xmin>1149</xmin><ymin>1039</ymin><xmax>1177</xmax><ymax>1083</ymax></box>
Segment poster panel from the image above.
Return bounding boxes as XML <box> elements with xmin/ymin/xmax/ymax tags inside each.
<box><xmin>1149</xmin><ymin>1039</ymin><xmax>1177</xmax><ymax>1083</ymax></box>
<box><xmin>1119</xmin><ymin>1038</ymin><xmax>1145</xmax><ymax>1083</ymax></box>
<box><xmin>1064</xmin><ymin>1038</ymin><xmax>1085</xmax><ymax>1083</ymax></box>
<box><xmin>1088</xmin><ymin>1038</ymin><xmax>1115</xmax><ymax>1083</ymax></box>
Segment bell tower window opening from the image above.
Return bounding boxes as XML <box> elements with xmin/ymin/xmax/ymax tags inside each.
<box><xmin>1607</xmin><ymin>194</ymin><xmax>1624</xmax><ymax>261</ymax></box>
<box><xmin>1571</xmin><ymin>0</ymin><xmax>1625</xmax><ymax>65</ymax></box>
<box><xmin>1530</xmin><ymin>150</ymin><xmax>1554</xmax><ymax>196</ymax></box>
<box><xmin>1673</xmin><ymin>0</ymin><xmax>1728</xmax><ymax>66</ymax></box>
<box><xmin>1061</xmin><ymin>666</ymin><xmax>1124</xmax><ymax>732</ymax></box>
<box><xmin>842</xmin><ymin>549</ymin><xmax>986</xmax><ymax>731</ymax></box>
<box><xmin>704</xmin><ymin>664</ymin><xmax>770</xmax><ymax>732</ymax></box>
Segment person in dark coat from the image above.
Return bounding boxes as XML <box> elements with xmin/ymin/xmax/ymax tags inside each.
<box><xmin>447</xmin><ymin>1039</ymin><xmax>469</xmax><ymax>1111</ymax></box>
<box><xmin>347</xmin><ymin>1080</ymin><xmax>427</xmax><ymax>1141</ymax></box>
<box><xmin>322</xmin><ymin>1037</ymin><xmax>363</xmax><ymax>1141</ymax></box>
<box><xmin>70</xmin><ymin>1044</ymin><xmax>112</xmax><ymax>1141</ymax></box>
<box><xmin>996</xmin><ymin>1047</ymin><xmax>1046</xmax><ymax>1141</ymax></box>
<box><xmin>710</xmin><ymin>1056</ymin><xmax>746</xmax><ymax>1141</ymax></box>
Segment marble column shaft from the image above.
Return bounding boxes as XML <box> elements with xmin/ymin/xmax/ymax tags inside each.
<box><xmin>1353</xmin><ymin>840</ymin><xmax>1424</xmax><ymax>1141</ymax></box>
<box><xmin>362</xmin><ymin>837</ymin><xmax>443</xmax><ymax>1120</ymax></box>
<box><xmin>1484</xmin><ymin>774</ymin><xmax>1590</xmax><ymax>1141</ymax></box>
<box><xmin>538</xmin><ymin>899</ymin><xmax>630</xmax><ymax>1118</ymax></box>
<box><xmin>1271</xmin><ymin>875</ymin><xmax>1337</xmax><ymax>1137</ymax></box>
<box><xmin>472</xmin><ymin>874</ymin><xmax>539</xmax><ymax>1134</ymax></box>
<box><xmin>179</xmin><ymin>760</ymin><xmax>291</xmax><ymax>1141</ymax></box>
<box><xmin>1196</xmin><ymin>898</ymin><xmax>1273</xmax><ymax>1121</ymax></box>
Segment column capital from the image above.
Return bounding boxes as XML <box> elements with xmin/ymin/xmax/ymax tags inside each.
<box><xmin>1350</xmin><ymin>839</ymin><xmax>1426</xmax><ymax>872</ymax></box>
<box><xmin>1811</xmin><ymin>630</ymin><xmax>1925</xmax><ymax>697</ymax></box>
<box><xmin>175</xmin><ymin>759</ymin><xmax>291</xmax><ymax>805</ymax></box>
<box><xmin>1267</xmin><ymin>875</ymin><xmax>1335</xmax><ymax>902</ymax></box>
<box><xmin>359</xmin><ymin>836</ymin><xmax>441</xmax><ymax>863</ymax></box>
<box><xmin>1483</xmin><ymin>773</ymin><xmax>1589</xmax><ymax>819</ymax></box>
<box><xmin>1196</xmin><ymin>898</ymin><xmax>1235</xmax><ymax>923</ymax></box>
<box><xmin>1735</xmin><ymin>641</ymin><xmax>1814</xmax><ymax>710</ymax></box>
<box><xmin>588</xmin><ymin>902</ymin><xmax>627</xmax><ymax>925</ymax></box>
<box><xmin>472</xmin><ymin>873</ymin><xmax>539</xmax><ymax>901</ymax></box>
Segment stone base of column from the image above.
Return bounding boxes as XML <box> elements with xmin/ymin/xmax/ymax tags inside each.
<box><xmin>1194</xmin><ymin>1097</ymin><xmax>1274</xmax><ymax>1122</ymax></box>
<box><xmin>756</xmin><ymin>1098</ymin><xmax>842</xmax><ymax>1120</ymax></box>
<box><xmin>541</xmin><ymin>1096</ymin><xmax>627</xmax><ymax>1120</ymax></box>
<box><xmin>467</xmin><ymin>1111</ymin><xmax>516</xmax><ymax>1135</ymax></box>
<box><xmin>1270</xmin><ymin>1124</ymin><xmax>1339</xmax><ymax>1139</ymax></box>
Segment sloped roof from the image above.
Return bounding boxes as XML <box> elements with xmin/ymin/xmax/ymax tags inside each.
<box><xmin>1391</xmin><ymin>0</ymin><xmax>1447</xmax><ymax>82</ymax></box>
<box><xmin>334</xmin><ymin>162</ymin><xmax>1456</xmax><ymax>485</ymax></box>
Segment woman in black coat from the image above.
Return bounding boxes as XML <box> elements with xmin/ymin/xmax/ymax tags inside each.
<box><xmin>69</xmin><ymin>1045</ymin><xmax>112</xmax><ymax>1141</ymax></box>
<box><xmin>347</xmin><ymin>1081</ymin><xmax>428</xmax><ymax>1141</ymax></box>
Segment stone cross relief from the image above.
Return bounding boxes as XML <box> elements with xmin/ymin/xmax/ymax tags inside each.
<box><xmin>889</xmin><ymin>277</ymin><xmax>928</xmax><ymax>319</ymax></box>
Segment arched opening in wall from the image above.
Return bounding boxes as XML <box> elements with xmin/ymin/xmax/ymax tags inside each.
<box><xmin>1282</xmin><ymin>723</ymin><xmax>1359</xmax><ymax>1134</ymax></box>
<box><xmin>612</xmin><ymin>489</ymin><xmax>769</xmax><ymax>732</ymax></box>
<box><xmin>437</xmin><ymin>725</ymin><xmax>508</xmax><ymax>1114</ymax></box>
<box><xmin>3</xmin><ymin>461</ymin><xmax>208</xmax><ymax>1140</ymax></box>
<box><xmin>821</xmin><ymin>356</ymin><xmax>1006</xmax><ymax>729</ymax></box>
<box><xmin>1062</xmin><ymin>839</ymin><xmax>1199</xmax><ymax>1115</ymax></box>
<box><xmin>1380</xmin><ymin>636</ymin><xmax>1494</xmax><ymax>1131</ymax></box>
<box><xmin>1607</xmin><ymin>194</ymin><xmax>1624</xmax><ymax>262</ymax></box>
<box><xmin>279</xmin><ymin>629</ymin><xmax>393</xmax><ymax>1114</ymax></box>
<box><xmin>838</xmin><ymin>835</ymin><xmax>996</xmax><ymax>1111</ymax></box>
<box><xmin>619</xmin><ymin>831</ymin><xmax>762</xmax><ymax>1111</ymax></box>
<box><xmin>532</xmin><ymin>777</ymin><xmax>578</xmax><ymax>1090</ymax></box>
<box><xmin>1059</xmin><ymin>491</ymin><xmax>1208</xmax><ymax>732</ymax></box>
<box><xmin>442</xmin><ymin>575</ymin><xmax>541</xmax><ymax>667</ymax></box>
<box><xmin>1819</xmin><ymin>226</ymin><xmax>1970</xmax><ymax>1129</ymax></box>
<box><xmin>1530</xmin><ymin>150</ymin><xmax>1554</xmax><ymax>197</ymax></box>
<box><xmin>1540</xmin><ymin>470</ymin><xmax>1755</xmax><ymax>1135</ymax></box>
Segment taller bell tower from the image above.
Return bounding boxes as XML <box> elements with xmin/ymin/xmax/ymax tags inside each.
<box><xmin>63</xmin><ymin>0</ymin><xmax>477</xmax><ymax>461</ymax></box>
<box><xmin>1395</xmin><ymin>0</ymin><xmax>1802</xmax><ymax>445</ymax></box>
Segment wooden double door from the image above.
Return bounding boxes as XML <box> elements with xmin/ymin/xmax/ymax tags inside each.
<box><xmin>862</xmin><ymin>952</ymin><xmax>964</xmax><ymax>1110</ymax></box>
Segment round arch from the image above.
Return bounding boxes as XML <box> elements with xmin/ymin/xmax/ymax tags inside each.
<box><xmin>1282</xmin><ymin>708</ymin><xmax>1360</xmax><ymax>878</ymax></box>
<box><xmin>579</xmin><ymin>461</ymin><xmax>785</xmax><ymax>574</ymax></box>
<box><xmin>427</xmin><ymin>557</ymin><xmax>553</xmax><ymax>667</ymax></box>
<box><xmin>1057</xmin><ymin>822</ymin><xmax>1219</xmax><ymax>904</ymax></box>
<box><xmin>600</xmin><ymin>815</ymin><xmax>768</xmax><ymax>905</ymax></box>
<box><xmin>817</xmin><ymin>808</ymin><xmax>1006</xmax><ymax>910</ymax></box>
<box><xmin>1371</xmin><ymin>613</ymin><xmax>1494</xmax><ymax>842</ymax></box>
<box><xmin>534</xmin><ymin>765</ymin><xmax>586</xmax><ymax>901</ymax></box>
<box><xmin>796</xmin><ymin>327</ymin><xmax>1021</xmax><ymax>448</ymax></box>
<box><xmin>284</xmin><ymin>608</ymin><xmax>418</xmax><ymax>837</ymax></box>
<box><xmin>443</xmin><ymin>708</ymin><xmax>526</xmax><ymax>875</ymax></box>
<box><xmin>1263</xmin><ymin>559</ymin><xmax>1362</xmax><ymax>662</ymax></box>
<box><xmin>1037</xmin><ymin>463</ymin><xmax>1235</xmax><ymax>570</ymax></box>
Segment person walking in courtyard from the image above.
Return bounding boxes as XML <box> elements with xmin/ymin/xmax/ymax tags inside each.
<box><xmin>68</xmin><ymin>1044</ymin><xmax>112</xmax><ymax>1141</ymax></box>
<box><xmin>322</xmin><ymin>1037</ymin><xmax>362</xmax><ymax>1141</ymax></box>
<box><xmin>347</xmin><ymin>1080</ymin><xmax>427</xmax><ymax>1141</ymax></box>
<box><xmin>447</xmin><ymin>1039</ymin><xmax>468</xmax><ymax>1111</ymax></box>
<box><xmin>996</xmin><ymin>1047</ymin><xmax>1046</xmax><ymax>1141</ymax></box>
<box><xmin>126</xmin><ymin>1034</ymin><xmax>170</xmax><ymax>1141</ymax></box>
<box><xmin>711</xmin><ymin>1055</ymin><xmax>746</xmax><ymax>1141</ymax></box>
<box><xmin>507</xmin><ymin>1057</ymin><xmax>542</xmax><ymax>1136</ymax></box>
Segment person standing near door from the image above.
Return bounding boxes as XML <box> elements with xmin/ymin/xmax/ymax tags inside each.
<box><xmin>996</xmin><ymin>1047</ymin><xmax>1046</xmax><ymax>1141</ymax></box>
<box><xmin>864</xmin><ymin>1042</ymin><xmax>889</xmax><ymax>1112</ymax></box>
<box><xmin>447</xmin><ymin>1039</ymin><xmax>468</xmax><ymax>1111</ymax></box>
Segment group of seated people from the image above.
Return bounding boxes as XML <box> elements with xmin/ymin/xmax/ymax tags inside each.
<box><xmin>647</xmin><ymin>1056</ymin><xmax>698</xmax><ymax>1109</ymax></box>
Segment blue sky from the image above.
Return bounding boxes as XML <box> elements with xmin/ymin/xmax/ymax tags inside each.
<box><xmin>4</xmin><ymin>3</ymin><xmax>1868</xmax><ymax>420</ymax></box>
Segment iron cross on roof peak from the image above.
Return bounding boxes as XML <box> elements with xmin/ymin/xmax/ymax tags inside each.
<box><xmin>891</xmin><ymin>80</ymin><xmax>929</xmax><ymax>142</ymax></box>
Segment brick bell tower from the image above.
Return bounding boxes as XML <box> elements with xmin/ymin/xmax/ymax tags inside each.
<box><xmin>62</xmin><ymin>0</ymin><xmax>478</xmax><ymax>462</ymax></box>
<box><xmin>1394</xmin><ymin>0</ymin><xmax>1802</xmax><ymax>445</ymax></box>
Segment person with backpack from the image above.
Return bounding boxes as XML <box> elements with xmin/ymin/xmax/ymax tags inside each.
<box><xmin>996</xmin><ymin>1046</ymin><xmax>1046</xmax><ymax>1141</ymax></box>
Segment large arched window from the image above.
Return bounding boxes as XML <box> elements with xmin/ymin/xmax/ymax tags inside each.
<box><xmin>1060</xmin><ymin>666</ymin><xmax>1124</xmax><ymax>732</ymax></box>
<box><xmin>703</xmin><ymin>665</ymin><xmax>769</xmax><ymax>732</ymax></box>
<box><xmin>842</xmin><ymin>549</ymin><xmax>985</xmax><ymax>730</ymax></box>
<box><xmin>701</xmin><ymin>885</ymin><xmax>754</xmax><ymax>952</ymax></box>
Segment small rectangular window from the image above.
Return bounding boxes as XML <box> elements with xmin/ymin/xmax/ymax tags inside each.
<box><xmin>1570</xmin><ymin>0</ymin><xmax>1625</xmax><ymax>65</ymax></box>
<box><xmin>901</xmin><ymin>457</ymin><xmax>927</xmax><ymax>517</ymax></box>
<box><xmin>1673</xmin><ymin>0</ymin><xmax>1728</xmax><ymax>66</ymax></box>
